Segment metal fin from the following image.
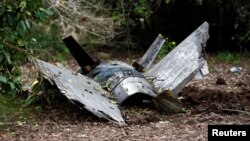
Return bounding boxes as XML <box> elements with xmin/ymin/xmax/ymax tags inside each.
<box><xmin>63</xmin><ymin>36</ymin><xmax>97</xmax><ymax>74</ymax></box>
<box><xmin>145</xmin><ymin>22</ymin><xmax>210</xmax><ymax>95</ymax></box>
<box><xmin>35</xmin><ymin>59</ymin><xmax>125</xmax><ymax>125</ymax></box>
<box><xmin>133</xmin><ymin>34</ymin><xmax>165</xmax><ymax>72</ymax></box>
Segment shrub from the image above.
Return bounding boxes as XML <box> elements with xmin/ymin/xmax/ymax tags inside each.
<box><xmin>0</xmin><ymin>0</ymin><xmax>52</xmax><ymax>95</ymax></box>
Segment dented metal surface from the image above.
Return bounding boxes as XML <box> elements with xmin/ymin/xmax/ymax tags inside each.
<box><xmin>36</xmin><ymin>59</ymin><xmax>125</xmax><ymax>124</ymax></box>
<box><xmin>86</xmin><ymin>61</ymin><xmax>157</xmax><ymax>104</ymax></box>
<box><xmin>112</xmin><ymin>77</ymin><xmax>156</xmax><ymax>104</ymax></box>
<box><xmin>145</xmin><ymin>22</ymin><xmax>209</xmax><ymax>95</ymax></box>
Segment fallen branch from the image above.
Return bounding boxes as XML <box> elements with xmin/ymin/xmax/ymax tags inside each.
<box><xmin>217</xmin><ymin>105</ymin><xmax>250</xmax><ymax>116</ymax></box>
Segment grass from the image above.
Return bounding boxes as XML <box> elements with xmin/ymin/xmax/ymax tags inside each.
<box><xmin>213</xmin><ymin>51</ymin><xmax>242</xmax><ymax>64</ymax></box>
<box><xmin>0</xmin><ymin>94</ymin><xmax>40</xmax><ymax>131</ymax></box>
<box><xmin>208</xmin><ymin>51</ymin><xmax>250</xmax><ymax>72</ymax></box>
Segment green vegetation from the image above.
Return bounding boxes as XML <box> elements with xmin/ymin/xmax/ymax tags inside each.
<box><xmin>0</xmin><ymin>0</ymin><xmax>53</xmax><ymax>123</ymax></box>
<box><xmin>0</xmin><ymin>0</ymin><xmax>52</xmax><ymax>96</ymax></box>
<box><xmin>123</xmin><ymin>0</ymin><xmax>250</xmax><ymax>51</ymax></box>
<box><xmin>208</xmin><ymin>51</ymin><xmax>250</xmax><ymax>73</ymax></box>
<box><xmin>31</xmin><ymin>24</ymin><xmax>68</xmax><ymax>62</ymax></box>
<box><xmin>214</xmin><ymin>51</ymin><xmax>242</xmax><ymax>64</ymax></box>
<box><xmin>0</xmin><ymin>94</ymin><xmax>40</xmax><ymax>130</ymax></box>
<box><xmin>157</xmin><ymin>38</ymin><xmax>176</xmax><ymax>60</ymax></box>
<box><xmin>209</xmin><ymin>49</ymin><xmax>249</xmax><ymax>65</ymax></box>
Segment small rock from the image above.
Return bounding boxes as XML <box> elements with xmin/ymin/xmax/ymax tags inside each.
<box><xmin>185</xmin><ymin>119</ymin><xmax>198</xmax><ymax>124</ymax></box>
<box><xmin>230</xmin><ymin>66</ymin><xmax>242</xmax><ymax>73</ymax></box>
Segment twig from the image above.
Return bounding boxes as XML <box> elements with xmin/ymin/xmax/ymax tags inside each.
<box><xmin>217</xmin><ymin>104</ymin><xmax>250</xmax><ymax>116</ymax></box>
<box><xmin>3</xmin><ymin>42</ymin><xmax>31</xmax><ymax>56</ymax></box>
<box><xmin>47</xmin><ymin>0</ymin><xmax>116</xmax><ymax>40</ymax></box>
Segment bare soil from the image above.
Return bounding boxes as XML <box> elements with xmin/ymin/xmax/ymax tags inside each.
<box><xmin>1</xmin><ymin>58</ymin><xmax>250</xmax><ymax>141</ymax></box>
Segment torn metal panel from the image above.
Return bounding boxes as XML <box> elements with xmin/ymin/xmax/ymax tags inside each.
<box><xmin>145</xmin><ymin>22</ymin><xmax>209</xmax><ymax>95</ymax></box>
<box><xmin>35</xmin><ymin>59</ymin><xmax>125</xmax><ymax>125</ymax></box>
<box><xmin>133</xmin><ymin>35</ymin><xmax>165</xmax><ymax>71</ymax></box>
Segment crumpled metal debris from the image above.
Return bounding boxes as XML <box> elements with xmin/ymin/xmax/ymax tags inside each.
<box><xmin>36</xmin><ymin>21</ymin><xmax>210</xmax><ymax>124</ymax></box>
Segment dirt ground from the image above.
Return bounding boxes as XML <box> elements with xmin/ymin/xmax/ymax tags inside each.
<box><xmin>1</xmin><ymin>58</ymin><xmax>250</xmax><ymax>141</ymax></box>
